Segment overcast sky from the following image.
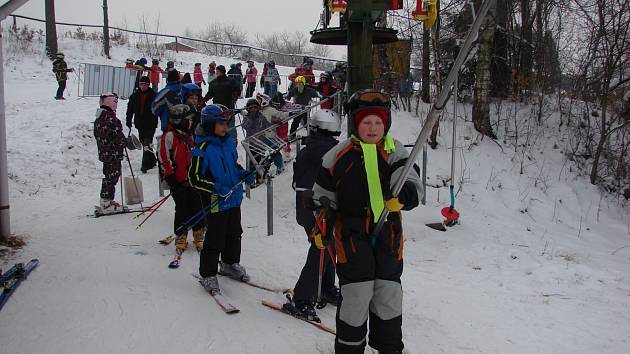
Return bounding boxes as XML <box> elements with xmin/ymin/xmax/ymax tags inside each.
<box><xmin>12</xmin><ymin>0</ymin><xmax>345</xmax><ymax>58</ymax></box>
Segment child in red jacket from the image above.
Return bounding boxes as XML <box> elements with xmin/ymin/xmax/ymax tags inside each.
<box><xmin>150</xmin><ymin>59</ymin><xmax>164</xmax><ymax>92</ymax></box>
<box><xmin>159</xmin><ymin>104</ymin><xmax>205</xmax><ymax>254</ymax></box>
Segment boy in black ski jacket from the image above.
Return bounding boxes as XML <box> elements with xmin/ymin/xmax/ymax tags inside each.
<box><xmin>283</xmin><ymin>109</ymin><xmax>341</xmax><ymax>323</ymax></box>
<box><xmin>312</xmin><ymin>90</ymin><xmax>422</xmax><ymax>354</ymax></box>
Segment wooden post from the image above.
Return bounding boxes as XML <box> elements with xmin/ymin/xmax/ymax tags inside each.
<box><xmin>102</xmin><ymin>0</ymin><xmax>110</xmax><ymax>59</ymax></box>
<box><xmin>44</xmin><ymin>0</ymin><xmax>58</xmax><ymax>59</ymax></box>
<box><xmin>175</xmin><ymin>37</ymin><xmax>179</xmax><ymax>53</ymax></box>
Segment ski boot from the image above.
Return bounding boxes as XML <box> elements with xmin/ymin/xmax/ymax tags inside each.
<box><xmin>199</xmin><ymin>275</ymin><xmax>220</xmax><ymax>295</ymax></box>
<box><xmin>317</xmin><ymin>285</ymin><xmax>341</xmax><ymax>308</ymax></box>
<box><xmin>283</xmin><ymin>297</ymin><xmax>321</xmax><ymax>323</ymax></box>
<box><xmin>174</xmin><ymin>232</ymin><xmax>188</xmax><ymax>251</ymax></box>
<box><xmin>97</xmin><ymin>198</ymin><xmax>124</xmax><ymax>214</ymax></box>
<box><xmin>219</xmin><ymin>262</ymin><xmax>250</xmax><ymax>281</ymax></box>
<box><xmin>192</xmin><ymin>229</ymin><xmax>204</xmax><ymax>251</ymax></box>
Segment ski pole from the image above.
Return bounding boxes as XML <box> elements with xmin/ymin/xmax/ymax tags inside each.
<box><xmin>175</xmin><ymin>172</ymin><xmax>255</xmax><ymax>234</ymax></box>
<box><xmin>371</xmin><ymin>0</ymin><xmax>493</xmax><ymax>240</ymax></box>
<box><xmin>133</xmin><ymin>193</ymin><xmax>170</xmax><ymax>219</ymax></box>
<box><xmin>315</xmin><ymin>198</ymin><xmax>329</xmax><ymax>305</ymax></box>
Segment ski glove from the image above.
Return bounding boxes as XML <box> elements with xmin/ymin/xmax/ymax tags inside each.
<box><xmin>385</xmin><ymin>197</ymin><xmax>404</xmax><ymax>212</ymax></box>
<box><xmin>310</xmin><ymin>227</ymin><xmax>326</xmax><ymax>250</ymax></box>
<box><xmin>165</xmin><ymin>174</ymin><xmax>182</xmax><ymax>193</ymax></box>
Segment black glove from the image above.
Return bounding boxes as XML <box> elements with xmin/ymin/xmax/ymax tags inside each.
<box><xmin>165</xmin><ymin>174</ymin><xmax>182</xmax><ymax>193</ymax></box>
<box><xmin>126</xmin><ymin>119</ymin><xmax>133</xmax><ymax>129</ymax></box>
<box><xmin>397</xmin><ymin>181</ymin><xmax>419</xmax><ymax>210</ymax></box>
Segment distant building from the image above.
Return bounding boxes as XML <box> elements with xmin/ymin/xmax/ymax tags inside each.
<box><xmin>163</xmin><ymin>41</ymin><xmax>196</xmax><ymax>53</ymax></box>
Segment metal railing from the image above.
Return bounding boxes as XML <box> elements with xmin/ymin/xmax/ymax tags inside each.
<box><xmin>242</xmin><ymin>92</ymin><xmax>343</xmax><ymax>236</ymax></box>
<box><xmin>9</xmin><ymin>14</ymin><xmax>345</xmax><ymax>70</ymax></box>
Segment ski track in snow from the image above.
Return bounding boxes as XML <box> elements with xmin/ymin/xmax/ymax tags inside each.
<box><xmin>0</xmin><ymin>38</ymin><xmax>629</xmax><ymax>354</ymax></box>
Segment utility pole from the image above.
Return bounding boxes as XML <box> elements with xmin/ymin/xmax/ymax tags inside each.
<box><xmin>44</xmin><ymin>0</ymin><xmax>57</xmax><ymax>59</ymax></box>
<box><xmin>102</xmin><ymin>0</ymin><xmax>110</xmax><ymax>58</ymax></box>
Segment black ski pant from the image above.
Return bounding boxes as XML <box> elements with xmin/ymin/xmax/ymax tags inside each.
<box><xmin>100</xmin><ymin>159</ymin><xmax>121</xmax><ymax>200</ymax></box>
<box><xmin>56</xmin><ymin>80</ymin><xmax>66</xmax><ymax>98</ymax></box>
<box><xmin>289</xmin><ymin>112</ymin><xmax>308</xmax><ymax>135</ymax></box>
<box><xmin>199</xmin><ymin>207</ymin><xmax>243</xmax><ymax>277</ymax></box>
<box><xmin>334</xmin><ymin>217</ymin><xmax>404</xmax><ymax>354</ymax></box>
<box><xmin>293</xmin><ymin>238</ymin><xmax>336</xmax><ymax>305</ymax></box>
<box><xmin>245</xmin><ymin>82</ymin><xmax>256</xmax><ymax>98</ymax></box>
<box><xmin>138</xmin><ymin>128</ymin><xmax>156</xmax><ymax>172</ymax></box>
<box><xmin>171</xmin><ymin>185</ymin><xmax>204</xmax><ymax>236</ymax></box>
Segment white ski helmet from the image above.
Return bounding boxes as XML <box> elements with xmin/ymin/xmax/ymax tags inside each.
<box><xmin>256</xmin><ymin>92</ymin><xmax>271</xmax><ymax>107</ymax></box>
<box><xmin>309</xmin><ymin>109</ymin><xmax>342</xmax><ymax>134</ymax></box>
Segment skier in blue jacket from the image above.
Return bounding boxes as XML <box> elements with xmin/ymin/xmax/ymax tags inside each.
<box><xmin>151</xmin><ymin>69</ymin><xmax>183</xmax><ymax>131</ymax></box>
<box><xmin>188</xmin><ymin>104</ymin><xmax>255</xmax><ymax>294</ymax></box>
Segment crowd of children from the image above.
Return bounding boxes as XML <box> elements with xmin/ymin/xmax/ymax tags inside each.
<box><xmin>91</xmin><ymin>55</ymin><xmax>420</xmax><ymax>353</ymax></box>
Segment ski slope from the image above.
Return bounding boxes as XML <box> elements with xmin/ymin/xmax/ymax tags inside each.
<box><xmin>1</xmin><ymin>38</ymin><xmax>629</xmax><ymax>354</ymax></box>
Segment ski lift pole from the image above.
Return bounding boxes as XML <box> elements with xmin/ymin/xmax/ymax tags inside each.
<box><xmin>372</xmin><ymin>0</ymin><xmax>494</xmax><ymax>237</ymax></box>
<box><xmin>442</xmin><ymin>75</ymin><xmax>460</xmax><ymax>225</ymax></box>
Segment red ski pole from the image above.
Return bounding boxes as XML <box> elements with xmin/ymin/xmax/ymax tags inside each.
<box><xmin>136</xmin><ymin>194</ymin><xmax>171</xmax><ymax>229</ymax></box>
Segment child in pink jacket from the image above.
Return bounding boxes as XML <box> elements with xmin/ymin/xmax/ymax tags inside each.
<box><xmin>193</xmin><ymin>63</ymin><xmax>205</xmax><ymax>88</ymax></box>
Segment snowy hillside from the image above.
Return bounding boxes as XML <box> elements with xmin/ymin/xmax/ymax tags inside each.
<box><xmin>1</xmin><ymin>38</ymin><xmax>629</xmax><ymax>354</ymax></box>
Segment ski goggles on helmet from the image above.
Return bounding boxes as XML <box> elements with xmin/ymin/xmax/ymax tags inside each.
<box><xmin>350</xmin><ymin>90</ymin><xmax>391</xmax><ymax>107</ymax></box>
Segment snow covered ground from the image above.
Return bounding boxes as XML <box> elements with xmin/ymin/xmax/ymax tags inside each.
<box><xmin>1</xmin><ymin>38</ymin><xmax>629</xmax><ymax>354</ymax></box>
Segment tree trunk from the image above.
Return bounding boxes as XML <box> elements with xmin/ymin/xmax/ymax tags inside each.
<box><xmin>45</xmin><ymin>0</ymin><xmax>58</xmax><ymax>60</ymax></box>
<box><xmin>492</xmin><ymin>0</ymin><xmax>510</xmax><ymax>97</ymax></box>
<box><xmin>590</xmin><ymin>96</ymin><xmax>608</xmax><ymax>184</ymax></box>
<box><xmin>102</xmin><ymin>0</ymin><xmax>110</xmax><ymax>58</ymax></box>
<box><xmin>421</xmin><ymin>27</ymin><xmax>430</xmax><ymax>103</ymax></box>
<box><xmin>519</xmin><ymin>0</ymin><xmax>533</xmax><ymax>92</ymax></box>
<box><xmin>472</xmin><ymin>0</ymin><xmax>497</xmax><ymax>139</ymax></box>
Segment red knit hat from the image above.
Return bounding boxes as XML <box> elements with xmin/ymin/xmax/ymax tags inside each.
<box><xmin>353</xmin><ymin>107</ymin><xmax>388</xmax><ymax>127</ymax></box>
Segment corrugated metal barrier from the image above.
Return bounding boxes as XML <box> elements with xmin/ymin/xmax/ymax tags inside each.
<box><xmin>78</xmin><ymin>63</ymin><xmax>137</xmax><ymax>98</ymax></box>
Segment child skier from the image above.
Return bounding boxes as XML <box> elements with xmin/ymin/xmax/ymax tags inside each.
<box><xmin>52</xmin><ymin>52</ymin><xmax>73</xmax><ymax>100</ymax></box>
<box><xmin>244</xmin><ymin>61</ymin><xmax>258</xmax><ymax>98</ymax></box>
<box><xmin>159</xmin><ymin>104</ymin><xmax>205</xmax><ymax>252</ymax></box>
<box><xmin>189</xmin><ymin>104</ymin><xmax>255</xmax><ymax>294</ymax></box>
<box><xmin>241</xmin><ymin>97</ymin><xmax>283</xmax><ymax>178</ymax></box>
<box><xmin>317</xmin><ymin>71</ymin><xmax>338</xmax><ymax>110</ymax></box>
<box><xmin>180</xmin><ymin>83</ymin><xmax>204</xmax><ymax>133</ymax></box>
<box><xmin>283</xmin><ymin>108</ymin><xmax>342</xmax><ymax>323</ymax></box>
<box><xmin>193</xmin><ymin>63</ymin><xmax>206</xmax><ymax>88</ymax></box>
<box><xmin>93</xmin><ymin>92</ymin><xmax>126</xmax><ymax>214</ymax></box>
<box><xmin>152</xmin><ymin>69</ymin><xmax>183</xmax><ymax>131</ymax></box>
<box><xmin>286</xmin><ymin>76</ymin><xmax>322</xmax><ymax>136</ymax></box>
<box><xmin>149</xmin><ymin>59</ymin><xmax>164</xmax><ymax>92</ymax></box>
<box><xmin>125</xmin><ymin>76</ymin><xmax>158</xmax><ymax>173</ymax></box>
<box><xmin>312</xmin><ymin>90</ymin><xmax>422</xmax><ymax>354</ymax></box>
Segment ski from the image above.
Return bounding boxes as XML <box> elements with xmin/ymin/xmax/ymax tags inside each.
<box><xmin>220</xmin><ymin>274</ymin><xmax>287</xmax><ymax>294</ymax></box>
<box><xmin>168</xmin><ymin>249</ymin><xmax>184</xmax><ymax>269</ymax></box>
<box><xmin>91</xmin><ymin>207</ymin><xmax>148</xmax><ymax>218</ymax></box>
<box><xmin>159</xmin><ymin>234</ymin><xmax>175</xmax><ymax>245</ymax></box>
<box><xmin>211</xmin><ymin>292</ymin><xmax>240</xmax><ymax>314</ymax></box>
<box><xmin>261</xmin><ymin>300</ymin><xmax>336</xmax><ymax>335</ymax></box>
<box><xmin>192</xmin><ymin>274</ymin><xmax>239</xmax><ymax>314</ymax></box>
<box><xmin>0</xmin><ymin>264</ymin><xmax>21</xmax><ymax>285</ymax></box>
<box><xmin>0</xmin><ymin>259</ymin><xmax>39</xmax><ymax>311</ymax></box>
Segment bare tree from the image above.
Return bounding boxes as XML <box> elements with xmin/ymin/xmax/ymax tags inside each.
<box><xmin>572</xmin><ymin>0</ymin><xmax>630</xmax><ymax>185</ymax></box>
